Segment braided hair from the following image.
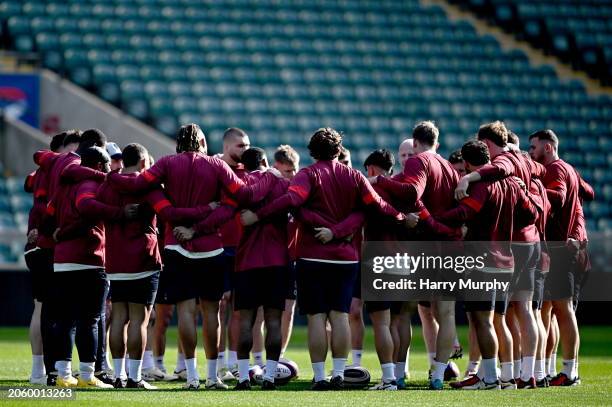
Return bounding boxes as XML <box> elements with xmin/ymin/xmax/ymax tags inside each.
<box><xmin>176</xmin><ymin>123</ymin><xmax>205</xmax><ymax>154</ymax></box>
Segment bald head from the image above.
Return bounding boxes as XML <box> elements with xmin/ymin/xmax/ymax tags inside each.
<box><xmin>398</xmin><ymin>138</ymin><xmax>414</xmax><ymax>170</ymax></box>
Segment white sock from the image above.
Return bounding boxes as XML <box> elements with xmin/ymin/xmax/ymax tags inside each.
<box><xmin>575</xmin><ymin>360</ymin><xmax>579</xmax><ymax>378</ymax></box>
<box><xmin>264</xmin><ymin>359</ymin><xmax>278</xmax><ymax>382</ymax></box>
<box><xmin>228</xmin><ymin>351</ymin><xmax>238</xmax><ymax>368</ymax></box>
<box><xmin>562</xmin><ymin>359</ymin><xmax>577</xmax><ymax>380</ymax></box>
<box><xmin>453</xmin><ymin>336</ymin><xmax>460</xmax><ymax>348</ymax></box>
<box><xmin>55</xmin><ymin>360</ymin><xmax>72</xmax><ymax>379</ymax></box>
<box><xmin>129</xmin><ymin>359</ymin><xmax>143</xmax><ymax>382</ymax></box>
<box><xmin>142</xmin><ymin>350</ymin><xmax>154</xmax><ymax>370</ymax></box>
<box><xmin>155</xmin><ymin>355</ymin><xmax>166</xmax><ymax>372</ymax></box>
<box><xmin>126</xmin><ymin>359</ymin><xmax>131</xmax><ymax>378</ymax></box>
<box><xmin>476</xmin><ymin>361</ymin><xmax>484</xmax><ymax>379</ymax></box>
<box><xmin>312</xmin><ymin>362</ymin><xmax>326</xmax><ymax>382</ymax></box>
<box><xmin>467</xmin><ymin>360</ymin><xmax>480</xmax><ymax>375</ymax></box>
<box><xmin>432</xmin><ymin>360</ymin><xmax>446</xmax><ymax>381</ymax></box>
<box><xmin>545</xmin><ymin>358</ymin><xmax>551</xmax><ymax>376</ymax></box>
<box><xmin>185</xmin><ymin>358</ymin><xmax>198</xmax><ymax>382</ymax></box>
<box><xmin>513</xmin><ymin>359</ymin><xmax>521</xmax><ymax>379</ymax></box>
<box><xmin>31</xmin><ymin>355</ymin><xmax>45</xmax><ymax>378</ymax></box>
<box><xmin>395</xmin><ymin>361</ymin><xmax>406</xmax><ymax>379</ymax></box>
<box><xmin>176</xmin><ymin>352</ymin><xmax>186</xmax><ymax>372</ymax></box>
<box><xmin>207</xmin><ymin>359</ymin><xmax>217</xmax><ymax>381</ymax></box>
<box><xmin>482</xmin><ymin>358</ymin><xmax>498</xmax><ymax>383</ymax></box>
<box><xmin>428</xmin><ymin>352</ymin><xmax>436</xmax><ymax>366</ymax></box>
<box><xmin>113</xmin><ymin>358</ymin><xmax>127</xmax><ymax>380</ymax></box>
<box><xmin>381</xmin><ymin>363</ymin><xmax>396</xmax><ymax>382</ymax></box>
<box><xmin>103</xmin><ymin>354</ymin><xmax>111</xmax><ymax>372</ymax></box>
<box><xmin>238</xmin><ymin>359</ymin><xmax>250</xmax><ymax>383</ymax></box>
<box><xmin>521</xmin><ymin>356</ymin><xmax>535</xmax><ymax>381</ymax></box>
<box><xmin>535</xmin><ymin>359</ymin><xmax>545</xmax><ymax>380</ymax></box>
<box><xmin>351</xmin><ymin>349</ymin><xmax>362</xmax><ymax>367</ymax></box>
<box><xmin>500</xmin><ymin>362</ymin><xmax>513</xmax><ymax>382</ymax></box>
<box><xmin>80</xmin><ymin>362</ymin><xmax>95</xmax><ymax>381</ymax></box>
<box><xmin>252</xmin><ymin>352</ymin><xmax>264</xmax><ymax>367</ymax></box>
<box><xmin>217</xmin><ymin>351</ymin><xmax>225</xmax><ymax>372</ymax></box>
<box><xmin>549</xmin><ymin>354</ymin><xmax>557</xmax><ymax>376</ymax></box>
<box><xmin>332</xmin><ymin>358</ymin><xmax>346</xmax><ymax>379</ymax></box>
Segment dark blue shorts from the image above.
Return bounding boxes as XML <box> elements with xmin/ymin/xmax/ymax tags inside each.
<box><xmin>365</xmin><ymin>301</ymin><xmax>403</xmax><ymax>314</ymax></box>
<box><xmin>110</xmin><ymin>272</ymin><xmax>160</xmax><ymax>305</ymax></box>
<box><xmin>352</xmin><ymin>267</ymin><xmax>362</xmax><ymax>299</ymax></box>
<box><xmin>296</xmin><ymin>259</ymin><xmax>359</xmax><ymax>315</ymax></box>
<box><xmin>24</xmin><ymin>247</ymin><xmax>54</xmax><ymax>302</ymax></box>
<box><xmin>286</xmin><ymin>261</ymin><xmax>297</xmax><ymax>300</ymax></box>
<box><xmin>233</xmin><ymin>266</ymin><xmax>287</xmax><ymax>311</ymax></box>
<box><xmin>162</xmin><ymin>249</ymin><xmax>226</xmax><ymax>303</ymax></box>
<box><xmin>222</xmin><ymin>247</ymin><xmax>236</xmax><ymax>293</ymax></box>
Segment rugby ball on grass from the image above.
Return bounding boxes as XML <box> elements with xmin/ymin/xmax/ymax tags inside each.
<box><xmin>249</xmin><ymin>365</ymin><xmax>264</xmax><ymax>385</ymax></box>
<box><xmin>263</xmin><ymin>361</ymin><xmax>296</xmax><ymax>385</ymax></box>
<box><xmin>444</xmin><ymin>361</ymin><xmax>460</xmax><ymax>381</ymax></box>
<box><xmin>279</xmin><ymin>358</ymin><xmax>300</xmax><ymax>379</ymax></box>
<box><xmin>343</xmin><ymin>366</ymin><xmax>371</xmax><ymax>388</ymax></box>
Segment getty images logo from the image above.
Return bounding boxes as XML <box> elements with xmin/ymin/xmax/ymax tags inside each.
<box><xmin>372</xmin><ymin>252</ymin><xmax>487</xmax><ymax>274</ymax></box>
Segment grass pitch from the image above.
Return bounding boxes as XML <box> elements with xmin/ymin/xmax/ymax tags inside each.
<box><xmin>0</xmin><ymin>325</ymin><xmax>610</xmax><ymax>406</ymax></box>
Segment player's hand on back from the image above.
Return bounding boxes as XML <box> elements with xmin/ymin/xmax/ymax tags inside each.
<box><xmin>314</xmin><ymin>227</ymin><xmax>334</xmax><ymax>244</ymax></box>
<box><xmin>240</xmin><ymin>209</ymin><xmax>259</xmax><ymax>226</ymax></box>
<box><xmin>513</xmin><ymin>176</ymin><xmax>527</xmax><ymax>192</ymax></box>
<box><xmin>406</xmin><ymin>212</ymin><xmax>420</xmax><ymax>228</ymax></box>
<box><xmin>27</xmin><ymin>228</ymin><xmax>38</xmax><ymax>244</ymax></box>
<box><xmin>173</xmin><ymin>226</ymin><xmax>195</xmax><ymax>242</ymax></box>
<box><xmin>454</xmin><ymin>176</ymin><xmax>470</xmax><ymax>200</ymax></box>
<box><xmin>209</xmin><ymin>201</ymin><xmax>220</xmax><ymax>210</ymax></box>
<box><xmin>123</xmin><ymin>204</ymin><xmax>140</xmax><ymax>220</ymax></box>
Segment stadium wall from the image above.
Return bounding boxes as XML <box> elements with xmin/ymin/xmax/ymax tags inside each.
<box><xmin>39</xmin><ymin>69</ymin><xmax>174</xmax><ymax>161</ymax></box>
<box><xmin>1</xmin><ymin>114</ymin><xmax>47</xmax><ymax>177</ymax></box>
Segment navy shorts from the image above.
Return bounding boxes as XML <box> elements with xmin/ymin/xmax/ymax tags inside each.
<box><xmin>110</xmin><ymin>272</ymin><xmax>160</xmax><ymax>305</ymax></box>
<box><xmin>352</xmin><ymin>267</ymin><xmax>362</xmax><ymax>299</ymax></box>
<box><xmin>286</xmin><ymin>261</ymin><xmax>297</xmax><ymax>300</ymax></box>
<box><xmin>510</xmin><ymin>243</ymin><xmax>539</xmax><ymax>299</ymax></box>
<box><xmin>545</xmin><ymin>245</ymin><xmax>581</xmax><ymax>301</ymax></box>
<box><xmin>296</xmin><ymin>259</ymin><xmax>359</xmax><ymax>315</ymax></box>
<box><xmin>24</xmin><ymin>247</ymin><xmax>54</xmax><ymax>302</ymax></box>
<box><xmin>155</xmin><ymin>250</ymin><xmax>173</xmax><ymax>305</ymax></box>
<box><xmin>222</xmin><ymin>247</ymin><xmax>237</xmax><ymax>293</ymax></box>
<box><xmin>233</xmin><ymin>266</ymin><xmax>287</xmax><ymax>311</ymax></box>
<box><xmin>365</xmin><ymin>301</ymin><xmax>404</xmax><ymax>314</ymax></box>
<box><xmin>162</xmin><ymin>249</ymin><xmax>226</xmax><ymax>303</ymax></box>
<box><xmin>463</xmin><ymin>270</ymin><xmax>509</xmax><ymax>314</ymax></box>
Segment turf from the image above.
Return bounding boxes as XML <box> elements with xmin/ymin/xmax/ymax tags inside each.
<box><xmin>0</xmin><ymin>325</ymin><xmax>611</xmax><ymax>406</ymax></box>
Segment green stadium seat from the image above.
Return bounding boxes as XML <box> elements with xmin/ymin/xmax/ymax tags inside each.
<box><xmin>0</xmin><ymin>1</ymin><xmax>21</xmax><ymax>19</ymax></box>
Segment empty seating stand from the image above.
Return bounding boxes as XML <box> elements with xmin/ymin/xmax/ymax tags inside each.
<box><xmin>0</xmin><ymin>0</ymin><xmax>610</xmax><ymax>232</ymax></box>
<box><xmin>452</xmin><ymin>0</ymin><xmax>612</xmax><ymax>85</ymax></box>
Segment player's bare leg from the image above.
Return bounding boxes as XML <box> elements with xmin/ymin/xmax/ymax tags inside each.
<box><xmin>494</xmin><ymin>312</ymin><xmax>514</xmax><ymax>387</ymax></box>
<box><xmin>29</xmin><ymin>300</ymin><xmax>45</xmax><ymax>383</ymax></box>
<box><xmin>418</xmin><ymin>303</ymin><xmax>439</xmax><ymax>365</ymax></box>
<box><xmin>391</xmin><ymin>302</ymin><xmax>413</xmax><ymax>387</ymax></box>
<box><xmin>280</xmin><ymin>299</ymin><xmax>296</xmax><ymax>358</ymax></box>
<box><xmin>349</xmin><ymin>298</ymin><xmax>364</xmax><ymax>366</ymax></box>
<box><xmin>550</xmin><ymin>299</ymin><xmax>579</xmax><ymax>384</ymax></box>
<box><xmin>430</xmin><ymin>301</ymin><xmax>456</xmax><ymax>387</ymax></box>
<box><xmin>252</xmin><ymin>307</ymin><xmax>265</xmax><ymax>367</ymax></box>
<box><xmin>369</xmin><ymin>309</ymin><xmax>397</xmax><ymax>390</ymax></box>
<box><xmin>200</xmin><ymin>299</ymin><xmax>223</xmax><ymax>386</ymax></box>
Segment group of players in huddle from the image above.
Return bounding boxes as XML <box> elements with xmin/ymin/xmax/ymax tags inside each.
<box><xmin>22</xmin><ymin>120</ymin><xmax>591</xmax><ymax>391</ymax></box>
